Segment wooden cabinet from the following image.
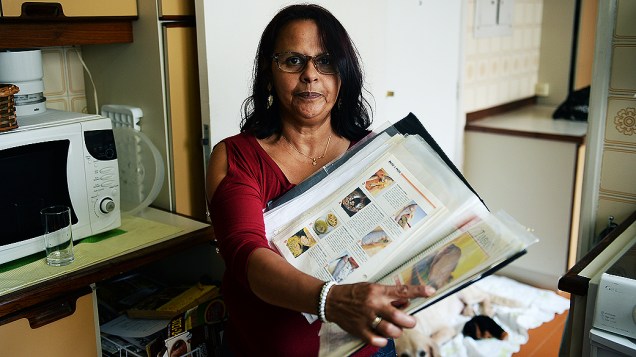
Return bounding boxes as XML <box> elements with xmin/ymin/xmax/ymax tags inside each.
<box><xmin>1</xmin><ymin>0</ymin><xmax>205</xmax><ymax>221</ymax></box>
<box><xmin>0</xmin><ymin>0</ymin><xmax>137</xmax><ymax>49</ymax></box>
<box><xmin>0</xmin><ymin>1</ymin><xmax>210</xmax><ymax>353</ymax></box>
<box><xmin>160</xmin><ymin>0</ymin><xmax>195</xmax><ymax>17</ymax></box>
<box><xmin>0</xmin><ymin>289</ymin><xmax>98</xmax><ymax>357</ymax></box>
<box><xmin>463</xmin><ymin>105</ymin><xmax>587</xmax><ymax>290</ymax></box>
<box><xmin>1</xmin><ymin>0</ymin><xmax>137</xmax><ymax>17</ymax></box>
<box><xmin>0</xmin><ymin>21</ymin><xmax>133</xmax><ymax>48</ymax></box>
<box><xmin>163</xmin><ymin>25</ymin><xmax>206</xmax><ymax>220</ymax></box>
<box><xmin>0</xmin><ymin>208</ymin><xmax>218</xmax><ymax>356</ymax></box>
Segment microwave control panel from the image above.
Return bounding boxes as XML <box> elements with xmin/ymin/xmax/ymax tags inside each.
<box><xmin>82</xmin><ymin>118</ymin><xmax>121</xmax><ymax>233</ymax></box>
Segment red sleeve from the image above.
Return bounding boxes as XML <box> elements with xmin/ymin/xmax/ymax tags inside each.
<box><xmin>209</xmin><ymin>175</ymin><xmax>267</xmax><ymax>290</ymax></box>
<box><xmin>208</xmin><ymin>133</ymin><xmax>292</xmax><ymax>290</ymax></box>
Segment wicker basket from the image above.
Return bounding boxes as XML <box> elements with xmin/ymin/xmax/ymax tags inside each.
<box><xmin>0</xmin><ymin>83</ymin><xmax>19</xmax><ymax>132</ymax></box>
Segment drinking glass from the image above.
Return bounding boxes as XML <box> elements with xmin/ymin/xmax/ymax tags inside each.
<box><xmin>41</xmin><ymin>205</ymin><xmax>74</xmax><ymax>266</ymax></box>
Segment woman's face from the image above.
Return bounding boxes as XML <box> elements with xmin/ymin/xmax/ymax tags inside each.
<box><xmin>272</xmin><ymin>20</ymin><xmax>341</xmax><ymax>126</ymax></box>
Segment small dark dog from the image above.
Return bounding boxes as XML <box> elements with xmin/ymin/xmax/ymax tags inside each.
<box><xmin>462</xmin><ymin>315</ymin><xmax>508</xmax><ymax>340</ymax></box>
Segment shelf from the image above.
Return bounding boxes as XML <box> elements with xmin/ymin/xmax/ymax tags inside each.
<box><xmin>0</xmin><ymin>18</ymin><xmax>135</xmax><ymax>48</ymax></box>
<box><xmin>465</xmin><ymin>104</ymin><xmax>588</xmax><ymax>144</ymax></box>
<box><xmin>0</xmin><ymin>208</ymin><xmax>215</xmax><ymax>326</ymax></box>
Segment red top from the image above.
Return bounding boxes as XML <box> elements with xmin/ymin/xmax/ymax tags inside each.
<box><xmin>209</xmin><ymin>132</ymin><xmax>378</xmax><ymax>357</ymax></box>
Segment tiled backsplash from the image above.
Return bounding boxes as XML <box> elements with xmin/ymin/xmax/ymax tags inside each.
<box><xmin>463</xmin><ymin>0</ymin><xmax>543</xmax><ymax>113</ymax></box>
<box><xmin>42</xmin><ymin>46</ymin><xmax>87</xmax><ymax>114</ymax></box>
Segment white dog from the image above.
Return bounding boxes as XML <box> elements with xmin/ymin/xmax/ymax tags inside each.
<box><xmin>395</xmin><ymin>285</ymin><xmax>521</xmax><ymax>357</ymax></box>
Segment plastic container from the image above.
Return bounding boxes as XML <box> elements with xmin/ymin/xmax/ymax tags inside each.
<box><xmin>112</xmin><ymin>126</ymin><xmax>164</xmax><ymax>216</ymax></box>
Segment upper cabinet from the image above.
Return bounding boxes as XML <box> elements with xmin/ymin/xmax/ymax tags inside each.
<box><xmin>1</xmin><ymin>0</ymin><xmax>137</xmax><ymax>17</ymax></box>
<box><xmin>0</xmin><ymin>0</ymin><xmax>138</xmax><ymax>49</ymax></box>
<box><xmin>160</xmin><ymin>0</ymin><xmax>194</xmax><ymax>17</ymax></box>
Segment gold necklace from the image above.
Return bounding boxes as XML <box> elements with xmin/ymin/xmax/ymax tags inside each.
<box><xmin>283</xmin><ymin>134</ymin><xmax>332</xmax><ymax>166</ymax></box>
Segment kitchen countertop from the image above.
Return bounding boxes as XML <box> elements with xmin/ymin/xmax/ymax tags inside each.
<box><xmin>465</xmin><ymin>105</ymin><xmax>588</xmax><ymax>142</ymax></box>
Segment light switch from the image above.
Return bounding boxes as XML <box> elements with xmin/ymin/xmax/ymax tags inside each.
<box><xmin>498</xmin><ymin>0</ymin><xmax>514</xmax><ymax>27</ymax></box>
<box><xmin>476</xmin><ymin>0</ymin><xmax>498</xmax><ymax>28</ymax></box>
<box><xmin>474</xmin><ymin>0</ymin><xmax>514</xmax><ymax>38</ymax></box>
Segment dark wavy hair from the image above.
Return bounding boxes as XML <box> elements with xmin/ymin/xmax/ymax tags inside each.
<box><xmin>240</xmin><ymin>3</ymin><xmax>372</xmax><ymax>141</ymax></box>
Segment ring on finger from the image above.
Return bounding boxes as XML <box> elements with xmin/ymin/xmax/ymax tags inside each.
<box><xmin>370</xmin><ymin>316</ymin><xmax>383</xmax><ymax>329</ymax></box>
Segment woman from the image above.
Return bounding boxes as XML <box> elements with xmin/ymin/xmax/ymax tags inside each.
<box><xmin>205</xmin><ymin>4</ymin><xmax>434</xmax><ymax>356</ymax></box>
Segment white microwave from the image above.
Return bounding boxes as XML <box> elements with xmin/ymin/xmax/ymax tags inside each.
<box><xmin>0</xmin><ymin>109</ymin><xmax>121</xmax><ymax>264</ymax></box>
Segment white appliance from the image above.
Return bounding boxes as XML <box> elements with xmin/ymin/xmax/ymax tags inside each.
<box><xmin>589</xmin><ymin>328</ymin><xmax>636</xmax><ymax>357</ymax></box>
<box><xmin>0</xmin><ymin>49</ymin><xmax>47</xmax><ymax>117</ymax></box>
<box><xmin>593</xmin><ymin>240</ymin><xmax>636</xmax><ymax>339</ymax></box>
<box><xmin>0</xmin><ymin>109</ymin><xmax>121</xmax><ymax>264</ymax></box>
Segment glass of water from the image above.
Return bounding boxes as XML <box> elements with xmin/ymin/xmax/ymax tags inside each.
<box><xmin>41</xmin><ymin>205</ymin><xmax>74</xmax><ymax>266</ymax></box>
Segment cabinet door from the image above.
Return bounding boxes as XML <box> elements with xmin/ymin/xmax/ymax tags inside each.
<box><xmin>0</xmin><ymin>291</ymin><xmax>98</xmax><ymax>356</ymax></box>
<box><xmin>2</xmin><ymin>0</ymin><xmax>137</xmax><ymax>17</ymax></box>
<box><xmin>161</xmin><ymin>0</ymin><xmax>195</xmax><ymax>17</ymax></box>
<box><xmin>164</xmin><ymin>24</ymin><xmax>207</xmax><ymax>221</ymax></box>
<box><xmin>464</xmin><ymin>131</ymin><xmax>580</xmax><ymax>290</ymax></box>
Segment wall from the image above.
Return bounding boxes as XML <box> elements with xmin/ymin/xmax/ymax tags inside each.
<box><xmin>37</xmin><ymin>3</ymin><xmax>543</xmax><ymax>153</ymax></box>
<box><xmin>536</xmin><ymin>0</ymin><xmax>576</xmax><ymax>106</ymax></box>
<box><xmin>196</xmin><ymin>0</ymin><xmax>464</xmax><ymax>163</ymax></box>
<box><xmin>463</xmin><ymin>0</ymin><xmax>544</xmax><ymax>112</ymax></box>
<box><xmin>41</xmin><ymin>46</ymin><xmax>87</xmax><ymax>114</ymax></box>
<box><xmin>383</xmin><ymin>1</ymin><xmax>463</xmax><ymax>163</ymax></box>
<box><xmin>578</xmin><ymin>0</ymin><xmax>636</xmax><ymax>257</ymax></box>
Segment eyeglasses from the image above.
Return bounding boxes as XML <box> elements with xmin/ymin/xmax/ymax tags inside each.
<box><xmin>272</xmin><ymin>52</ymin><xmax>338</xmax><ymax>75</ymax></box>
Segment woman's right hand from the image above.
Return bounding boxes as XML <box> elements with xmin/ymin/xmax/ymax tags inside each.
<box><xmin>325</xmin><ymin>282</ymin><xmax>436</xmax><ymax>347</ymax></box>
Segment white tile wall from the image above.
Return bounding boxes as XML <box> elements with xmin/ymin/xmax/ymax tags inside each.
<box><xmin>41</xmin><ymin>46</ymin><xmax>87</xmax><ymax>113</ymax></box>
<box><xmin>595</xmin><ymin>0</ymin><xmax>636</xmax><ymax>235</ymax></box>
<box><xmin>464</xmin><ymin>0</ymin><xmax>543</xmax><ymax>112</ymax></box>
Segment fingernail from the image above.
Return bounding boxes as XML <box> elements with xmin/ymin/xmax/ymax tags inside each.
<box><xmin>425</xmin><ymin>286</ymin><xmax>436</xmax><ymax>295</ymax></box>
<box><xmin>372</xmin><ymin>336</ymin><xmax>389</xmax><ymax>348</ymax></box>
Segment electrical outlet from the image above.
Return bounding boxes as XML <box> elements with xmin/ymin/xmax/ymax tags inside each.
<box><xmin>535</xmin><ymin>83</ymin><xmax>550</xmax><ymax>97</ymax></box>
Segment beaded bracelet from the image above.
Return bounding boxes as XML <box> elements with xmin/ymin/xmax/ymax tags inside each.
<box><xmin>318</xmin><ymin>281</ymin><xmax>337</xmax><ymax>323</ymax></box>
